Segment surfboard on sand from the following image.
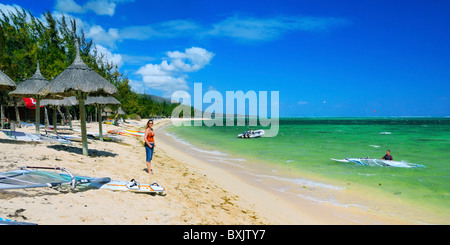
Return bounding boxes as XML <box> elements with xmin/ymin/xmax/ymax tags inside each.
<box><xmin>90</xmin><ymin>179</ymin><xmax>166</xmax><ymax>194</ymax></box>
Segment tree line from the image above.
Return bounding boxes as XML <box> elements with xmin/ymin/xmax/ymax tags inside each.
<box><xmin>0</xmin><ymin>7</ymin><xmax>180</xmax><ymax>120</ymax></box>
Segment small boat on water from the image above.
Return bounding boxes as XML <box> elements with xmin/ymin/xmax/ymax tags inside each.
<box><xmin>237</xmin><ymin>129</ymin><xmax>265</xmax><ymax>138</ymax></box>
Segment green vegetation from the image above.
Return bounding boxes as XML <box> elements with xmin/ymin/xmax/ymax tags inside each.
<box><xmin>0</xmin><ymin>7</ymin><xmax>180</xmax><ymax>119</ymax></box>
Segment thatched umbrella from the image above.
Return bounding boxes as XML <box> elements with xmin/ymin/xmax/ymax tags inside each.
<box><xmin>0</xmin><ymin>70</ymin><xmax>16</xmax><ymax>129</ymax></box>
<box><xmin>39</xmin><ymin>40</ymin><xmax>117</xmax><ymax>156</ymax></box>
<box><xmin>0</xmin><ymin>70</ymin><xmax>16</xmax><ymax>91</ymax></box>
<box><xmin>103</xmin><ymin>106</ymin><xmax>125</xmax><ymax>117</ymax></box>
<box><xmin>9</xmin><ymin>61</ymin><xmax>61</xmax><ymax>133</ymax></box>
<box><xmin>85</xmin><ymin>96</ymin><xmax>120</xmax><ymax>141</ymax></box>
<box><xmin>117</xmin><ymin>107</ymin><xmax>126</xmax><ymax>115</ymax></box>
<box><xmin>41</xmin><ymin>96</ymin><xmax>77</xmax><ymax>133</ymax></box>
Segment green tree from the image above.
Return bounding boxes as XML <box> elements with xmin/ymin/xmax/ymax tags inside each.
<box><xmin>0</xmin><ymin>7</ymin><xmax>185</xmax><ymax>121</ymax></box>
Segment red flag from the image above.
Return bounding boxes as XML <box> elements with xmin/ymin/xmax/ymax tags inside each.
<box><xmin>23</xmin><ymin>98</ymin><xmax>43</xmax><ymax>109</ymax></box>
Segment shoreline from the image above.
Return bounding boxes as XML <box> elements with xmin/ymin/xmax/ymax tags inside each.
<box><xmin>0</xmin><ymin>118</ymin><xmax>421</xmax><ymax>224</ymax></box>
<box><xmin>157</xmin><ymin>119</ymin><xmax>416</xmax><ymax>225</ymax></box>
<box><xmin>0</xmin><ymin>119</ymin><xmax>266</xmax><ymax>224</ymax></box>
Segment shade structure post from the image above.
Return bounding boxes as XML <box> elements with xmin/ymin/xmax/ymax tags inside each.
<box><xmin>79</xmin><ymin>96</ymin><xmax>88</xmax><ymax>156</ymax></box>
<box><xmin>52</xmin><ymin>106</ymin><xmax>57</xmax><ymax>134</ymax></box>
<box><xmin>35</xmin><ymin>99</ymin><xmax>40</xmax><ymax>133</ymax></box>
<box><xmin>85</xmin><ymin>96</ymin><xmax>121</xmax><ymax>142</ymax></box>
<box><xmin>0</xmin><ymin>104</ymin><xmax>4</xmax><ymax>129</ymax></box>
<box><xmin>44</xmin><ymin>107</ymin><xmax>48</xmax><ymax>129</ymax></box>
<box><xmin>66</xmin><ymin>106</ymin><xmax>73</xmax><ymax>130</ymax></box>
<box><xmin>97</xmin><ymin>104</ymin><xmax>104</xmax><ymax>141</ymax></box>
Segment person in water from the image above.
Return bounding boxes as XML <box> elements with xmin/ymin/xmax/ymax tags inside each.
<box><xmin>381</xmin><ymin>150</ymin><xmax>393</xmax><ymax>160</ymax></box>
<box><xmin>144</xmin><ymin>119</ymin><xmax>155</xmax><ymax>174</ymax></box>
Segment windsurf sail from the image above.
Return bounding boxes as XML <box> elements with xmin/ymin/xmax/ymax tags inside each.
<box><xmin>0</xmin><ymin>166</ymin><xmax>110</xmax><ymax>191</ymax></box>
<box><xmin>2</xmin><ymin>131</ymin><xmax>41</xmax><ymax>141</ymax></box>
<box><xmin>0</xmin><ymin>166</ymin><xmax>165</xmax><ymax>195</ymax></box>
<box><xmin>0</xmin><ymin>166</ymin><xmax>165</xmax><ymax>194</ymax></box>
<box><xmin>0</xmin><ymin>217</ymin><xmax>37</xmax><ymax>225</ymax></box>
<box><xmin>20</xmin><ymin>122</ymin><xmax>45</xmax><ymax>128</ymax></box>
<box><xmin>39</xmin><ymin>133</ymin><xmax>72</xmax><ymax>144</ymax></box>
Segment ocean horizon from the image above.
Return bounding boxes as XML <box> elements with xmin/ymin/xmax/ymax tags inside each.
<box><xmin>162</xmin><ymin>117</ymin><xmax>450</xmax><ymax>224</ymax></box>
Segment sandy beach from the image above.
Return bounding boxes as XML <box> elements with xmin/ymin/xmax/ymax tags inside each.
<box><xmin>0</xmin><ymin>119</ymin><xmax>414</xmax><ymax>225</ymax></box>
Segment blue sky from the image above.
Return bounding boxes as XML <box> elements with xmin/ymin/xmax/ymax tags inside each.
<box><xmin>1</xmin><ymin>0</ymin><xmax>449</xmax><ymax>117</ymax></box>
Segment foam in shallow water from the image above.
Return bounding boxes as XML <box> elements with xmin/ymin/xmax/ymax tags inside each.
<box><xmin>163</xmin><ymin>118</ymin><xmax>450</xmax><ymax>224</ymax></box>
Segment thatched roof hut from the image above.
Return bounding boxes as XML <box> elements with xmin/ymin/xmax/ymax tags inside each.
<box><xmin>41</xmin><ymin>96</ymin><xmax>78</xmax><ymax>133</ymax></box>
<box><xmin>40</xmin><ymin>96</ymin><xmax>78</xmax><ymax>107</ymax></box>
<box><xmin>103</xmin><ymin>106</ymin><xmax>125</xmax><ymax>115</ymax></box>
<box><xmin>0</xmin><ymin>70</ymin><xmax>16</xmax><ymax>91</ymax></box>
<box><xmin>39</xmin><ymin>40</ymin><xmax>118</xmax><ymax>155</ymax></box>
<box><xmin>9</xmin><ymin>62</ymin><xmax>60</xmax><ymax>133</ymax></box>
<box><xmin>39</xmin><ymin>44</ymin><xmax>117</xmax><ymax>98</ymax></box>
<box><xmin>9</xmin><ymin>62</ymin><xmax>49</xmax><ymax>98</ymax></box>
<box><xmin>41</xmin><ymin>96</ymin><xmax>77</xmax><ymax>131</ymax></box>
<box><xmin>85</xmin><ymin>96</ymin><xmax>121</xmax><ymax>141</ymax></box>
<box><xmin>1</xmin><ymin>70</ymin><xmax>16</xmax><ymax>129</ymax></box>
<box><xmin>85</xmin><ymin>96</ymin><xmax>120</xmax><ymax>106</ymax></box>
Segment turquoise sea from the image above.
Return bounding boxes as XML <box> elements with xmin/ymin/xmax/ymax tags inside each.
<box><xmin>163</xmin><ymin>117</ymin><xmax>449</xmax><ymax>224</ymax></box>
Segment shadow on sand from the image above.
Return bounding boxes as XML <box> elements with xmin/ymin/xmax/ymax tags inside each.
<box><xmin>47</xmin><ymin>144</ymin><xmax>118</xmax><ymax>157</ymax></box>
<box><xmin>0</xmin><ymin>138</ymin><xmax>40</xmax><ymax>145</ymax></box>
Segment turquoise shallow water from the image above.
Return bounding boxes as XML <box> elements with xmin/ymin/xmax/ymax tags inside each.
<box><xmin>164</xmin><ymin>117</ymin><xmax>450</xmax><ymax>224</ymax></box>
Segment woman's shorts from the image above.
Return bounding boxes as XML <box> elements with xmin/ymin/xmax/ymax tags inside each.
<box><xmin>145</xmin><ymin>143</ymin><xmax>154</xmax><ymax>162</ymax></box>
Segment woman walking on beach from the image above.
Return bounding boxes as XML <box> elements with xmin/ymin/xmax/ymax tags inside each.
<box><xmin>144</xmin><ymin>119</ymin><xmax>155</xmax><ymax>174</ymax></box>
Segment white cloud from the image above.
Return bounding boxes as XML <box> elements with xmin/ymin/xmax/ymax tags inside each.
<box><xmin>143</xmin><ymin>75</ymin><xmax>189</xmax><ymax>93</ymax></box>
<box><xmin>48</xmin><ymin>12</ymin><xmax>348</xmax><ymax>57</ymax></box>
<box><xmin>85</xmin><ymin>24</ymin><xmax>119</xmax><ymax>49</ymax></box>
<box><xmin>38</xmin><ymin>11</ymin><xmax>87</xmax><ymax>38</ymax></box>
<box><xmin>0</xmin><ymin>3</ymin><xmax>22</xmax><ymax>15</ymax></box>
<box><xmin>85</xmin><ymin>0</ymin><xmax>116</xmax><ymax>16</ymax></box>
<box><xmin>91</xmin><ymin>44</ymin><xmax>123</xmax><ymax>68</ymax></box>
<box><xmin>54</xmin><ymin>0</ymin><xmax>85</xmax><ymax>14</ymax></box>
<box><xmin>54</xmin><ymin>0</ymin><xmax>134</xmax><ymax>17</ymax></box>
<box><xmin>0</xmin><ymin>3</ymin><xmax>34</xmax><ymax>23</ymax></box>
<box><xmin>128</xmin><ymin>79</ymin><xmax>144</xmax><ymax>93</ymax></box>
<box><xmin>40</xmin><ymin>11</ymin><xmax>120</xmax><ymax>51</ymax></box>
<box><xmin>208</xmin><ymin>15</ymin><xmax>349</xmax><ymax>42</ymax></box>
<box><xmin>117</xmin><ymin>14</ymin><xmax>349</xmax><ymax>44</ymax></box>
<box><xmin>136</xmin><ymin>47</ymin><xmax>215</xmax><ymax>97</ymax></box>
<box><xmin>208</xmin><ymin>15</ymin><xmax>285</xmax><ymax>41</ymax></box>
<box><xmin>167</xmin><ymin>47</ymin><xmax>215</xmax><ymax>72</ymax></box>
<box><xmin>119</xmin><ymin>19</ymin><xmax>200</xmax><ymax>40</ymax></box>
